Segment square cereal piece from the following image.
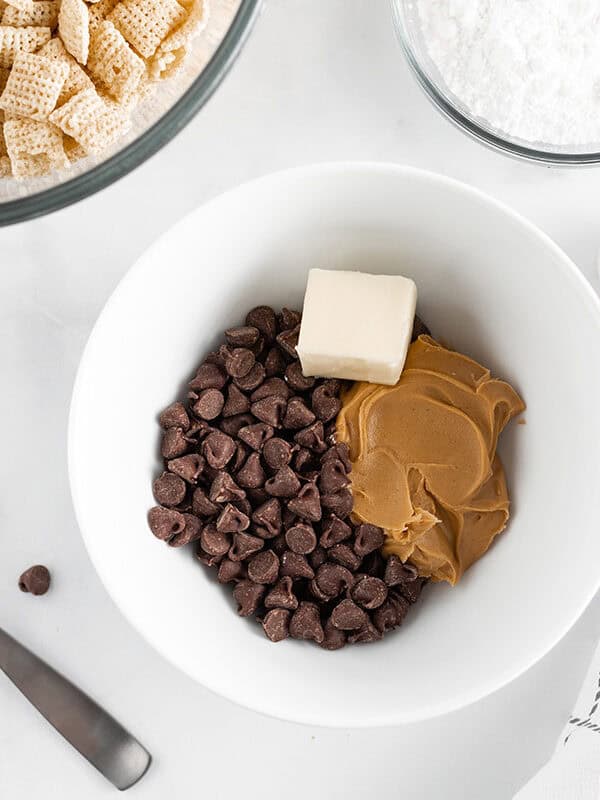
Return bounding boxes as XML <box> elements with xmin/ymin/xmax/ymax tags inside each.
<box><xmin>3</xmin><ymin>116</ymin><xmax>68</xmax><ymax>176</ymax></box>
<box><xmin>108</xmin><ymin>0</ymin><xmax>185</xmax><ymax>58</ymax></box>
<box><xmin>157</xmin><ymin>0</ymin><xmax>206</xmax><ymax>55</ymax></box>
<box><xmin>88</xmin><ymin>0</ymin><xmax>118</xmax><ymax>31</ymax></box>
<box><xmin>149</xmin><ymin>42</ymin><xmax>185</xmax><ymax>80</ymax></box>
<box><xmin>2</xmin><ymin>1</ymin><xmax>58</xmax><ymax>28</ymax></box>
<box><xmin>63</xmin><ymin>133</ymin><xmax>87</xmax><ymax>161</ymax></box>
<box><xmin>0</xmin><ymin>25</ymin><xmax>51</xmax><ymax>67</ymax></box>
<box><xmin>87</xmin><ymin>20</ymin><xmax>143</xmax><ymax>102</ymax></box>
<box><xmin>58</xmin><ymin>0</ymin><xmax>89</xmax><ymax>64</ymax></box>
<box><xmin>38</xmin><ymin>37</ymin><xmax>94</xmax><ymax>105</ymax></box>
<box><xmin>4</xmin><ymin>0</ymin><xmax>33</xmax><ymax>13</ymax></box>
<box><xmin>0</xmin><ymin>51</ymin><xmax>68</xmax><ymax>119</ymax></box>
<box><xmin>49</xmin><ymin>86</ymin><xmax>130</xmax><ymax>153</ymax></box>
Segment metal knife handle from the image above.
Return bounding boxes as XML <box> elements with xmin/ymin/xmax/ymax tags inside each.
<box><xmin>0</xmin><ymin>626</ymin><xmax>151</xmax><ymax>790</ymax></box>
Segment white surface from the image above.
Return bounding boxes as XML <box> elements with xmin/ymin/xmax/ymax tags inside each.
<box><xmin>69</xmin><ymin>163</ymin><xmax>600</xmax><ymax>727</ymax></box>
<box><xmin>297</xmin><ymin>268</ymin><xmax>417</xmax><ymax>384</ymax></box>
<box><xmin>1</xmin><ymin>0</ymin><xmax>600</xmax><ymax>795</ymax></box>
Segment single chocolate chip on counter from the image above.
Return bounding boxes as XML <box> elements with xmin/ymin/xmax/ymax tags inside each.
<box><xmin>262</xmin><ymin>608</ymin><xmax>291</xmax><ymax>642</ymax></box>
<box><xmin>351</xmin><ymin>576</ymin><xmax>388</xmax><ymax>610</ymax></box>
<box><xmin>159</xmin><ymin>401</ymin><xmax>190</xmax><ymax>430</ymax></box>
<box><xmin>233</xmin><ymin>362</ymin><xmax>266</xmax><ymax>392</ymax></box>
<box><xmin>319</xmin><ymin>458</ymin><xmax>350</xmax><ymax>494</ymax></box>
<box><xmin>319</xmin><ymin>515</ymin><xmax>351</xmax><ymax>548</ymax></box>
<box><xmin>285</xmin><ymin>522</ymin><xmax>317</xmax><ymax>554</ymax></box>
<box><xmin>225</xmin><ymin>325</ymin><xmax>260</xmax><ymax>348</ymax></box>
<box><xmin>251</xmin><ymin>377</ymin><xmax>291</xmax><ymax>401</ymax></box>
<box><xmin>329</xmin><ymin>543</ymin><xmax>361</xmax><ymax>571</ymax></box>
<box><xmin>222</xmin><ymin>384</ymin><xmax>251</xmax><ymax>417</ymax></box>
<box><xmin>202</xmin><ymin>430</ymin><xmax>236</xmax><ymax>469</ymax></box>
<box><xmin>153</xmin><ymin>472</ymin><xmax>186</xmax><ymax>507</ymax></box>
<box><xmin>280</xmin><ymin>551</ymin><xmax>315</xmax><ymax>579</ymax></box>
<box><xmin>201</xmin><ymin>523</ymin><xmax>232</xmax><ymax>556</ymax></box>
<box><xmin>236</xmin><ymin>452</ymin><xmax>266</xmax><ymax>489</ymax></box>
<box><xmin>264</xmin><ymin>466</ymin><xmax>301</xmax><ymax>498</ymax></box>
<box><xmin>353</xmin><ymin>524</ymin><xmax>386</xmax><ymax>557</ymax></box>
<box><xmin>276</xmin><ymin>325</ymin><xmax>300</xmax><ymax>358</ymax></box>
<box><xmin>411</xmin><ymin>314</ymin><xmax>431</xmax><ymax>341</ymax></box>
<box><xmin>189</xmin><ymin>362</ymin><xmax>228</xmax><ymax>391</ymax></box>
<box><xmin>247</xmin><ymin>550</ymin><xmax>280</xmax><ymax>584</ymax></box>
<box><xmin>287</xmin><ymin>481</ymin><xmax>321</xmax><ymax>521</ymax></box>
<box><xmin>169</xmin><ymin>513</ymin><xmax>202</xmax><ymax>547</ymax></box>
<box><xmin>251</xmin><ymin>498</ymin><xmax>282</xmax><ymax>538</ymax></box>
<box><xmin>251</xmin><ymin>395</ymin><xmax>287</xmax><ymax>427</ymax></box>
<box><xmin>217</xmin><ymin>558</ymin><xmax>246</xmax><ymax>584</ymax></box>
<box><xmin>216</xmin><ymin>503</ymin><xmax>250</xmax><ymax>533</ymax></box>
<box><xmin>193</xmin><ymin>388</ymin><xmax>225</xmax><ymax>420</ymax></box>
<box><xmin>167</xmin><ymin>454</ymin><xmax>204</xmax><ymax>484</ymax></box>
<box><xmin>311</xmin><ymin>382</ymin><xmax>342</xmax><ymax>423</ymax></box>
<box><xmin>330</xmin><ymin>599</ymin><xmax>368</xmax><ymax>630</ymax></box>
<box><xmin>264</xmin><ymin>346</ymin><xmax>287</xmax><ymax>377</ymax></box>
<box><xmin>263</xmin><ymin>437</ymin><xmax>294</xmax><ymax>469</ymax></box>
<box><xmin>238</xmin><ymin>422</ymin><xmax>274</xmax><ymax>451</ymax></box>
<box><xmin>219</xmin><ymin>412</ymin><xmax>255</xmax><ymax>437</ymax></box>
<box><xmin>229</xmin><ymin>532</ymin><xmax>264</xmax><ymax>562</ymax></box>
<box><xmin>233</xmin><ymin>580</ymin><xmax>265</xmax><ymax>616</ymax></box>
<box><xmin>19</xmin><ymin>565</ymin><xmax>50</xmax><ymax>596</ymax></box>
<box><xmin>192</xmin><ymin>487</ymin><xmax>220</xmax><ymax>516</ymax></box>
<box><xmin>148</xmin><ymin>506</ymin><xmax>186</xmax><ymax>541</ymax></box>
<box><xmin>278</xmin><ymin>307</ymin><xmax>302</xmax><ymax>331</ymax></box>
<box><xmin>384</xmin><ymin>554</ymin><xmax>419</xmax><ymax>586</ymax></box>
<box><xmin>320</xmin><ymin>489</ymin><xmax>353</xmax><ymax>519</ymax></box>
<box><xmin>283</xmin><ymin>397</ymin><xmax>316</xmax><ymax>430</ymax></box>
<box><xmin>289</xmin><ymin>602</ymin><xmax>324</xmax><ymax>643</ymax></box>
<box><xmin>264</xmin><ymin>576</ymin><xmax>298</xmax><ymax>610</ymax></box>
<box><xmin>246</xmin><ymin>306</ymin><xmax>277</xmax><ymax>342</ymax></box>
<box><xmin>161</xmin><ymin>427</ymin><xmax>189</xmax><ymax>459</ymax></box>
<box><xmin>209</xmin><ymin>472</ymin><xmax>246</xmax><ymax>503</ymax></box>
<box><xmin>294</xmin><ymin>421</ymin><xmax>327</xmax><ymax>453</ymax></box>
<box><xmin>315</xmin><ymin>563</ymin><xmax>354</xmax><ymax>598</ymax></box>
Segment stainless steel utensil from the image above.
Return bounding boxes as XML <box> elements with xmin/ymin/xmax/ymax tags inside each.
<box><xmin>0</xmin><ymin>626</ymin><xmax>151</xmax><ymax>790</ymax></box>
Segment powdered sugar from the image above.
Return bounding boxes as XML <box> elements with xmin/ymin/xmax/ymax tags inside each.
<box><xmin>416</xmin><ymin>0</ymin><xmax>600</xmax><ymax>147</ymax></box>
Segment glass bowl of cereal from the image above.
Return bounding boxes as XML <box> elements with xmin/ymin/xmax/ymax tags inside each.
<box><xmin>0</xmin><ymin>0</ymin><xmax>262</xmax><ymax>225</ymax></box>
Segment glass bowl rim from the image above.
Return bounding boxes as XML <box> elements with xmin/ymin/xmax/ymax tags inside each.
<box><xmin>390</xmin><ymin>0</ymin><xmax>600</xmax><ymax>167</ymax></box>
<box><xmin>0</xmin><ymin>0</ymin><xmax>263</xmax><ymax>227</ymax></box>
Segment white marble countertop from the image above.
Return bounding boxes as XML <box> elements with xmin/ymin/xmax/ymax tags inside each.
<box><xmin>2</xmin><ymin>1</ymin><xmax>600</xmax><ymax>797</ymax></box>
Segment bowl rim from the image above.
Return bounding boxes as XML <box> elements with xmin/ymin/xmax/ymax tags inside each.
<box><xmin>390</xmin><ymin>0</ymin><xmax>600</xmax><ymax>166</ymax></box>
<box><xmin>68</xmin><ymin>162</ymin><xmax>600</xmax><ymax>726</ymax></box>
<box><xmin>0</xmin><ymin>0</ymin><xmax>263</xmax><ymax>227</ymax></box>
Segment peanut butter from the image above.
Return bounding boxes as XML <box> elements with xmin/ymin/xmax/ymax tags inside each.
<box><xmin>336</xmin><ymin>336</ymin><xmax>525</xmax><ymax>585</ymax></box>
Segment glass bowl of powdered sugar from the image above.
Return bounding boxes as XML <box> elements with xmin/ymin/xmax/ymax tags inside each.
<box><xmin>391</xmin><ymin>0</ymin><xmax>600</xmax><ymax>164</ymax></box>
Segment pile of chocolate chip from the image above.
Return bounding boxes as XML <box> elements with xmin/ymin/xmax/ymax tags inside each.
<box><xmin>148</xmin><ymin>306</ymin><xmax>426</xmax><ymax>649</ymax></box>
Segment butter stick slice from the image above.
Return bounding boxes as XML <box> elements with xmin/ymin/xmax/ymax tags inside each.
<box><xmin>296</xmin><ymin>269</ymin><xmax>417</xmax><ymax>385</ymax></box>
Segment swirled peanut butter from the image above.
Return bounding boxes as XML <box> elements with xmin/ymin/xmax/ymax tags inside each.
<box><xmin>336</xmin><ymin>336</ymin><xmax>525</xmax><ymax>585</ymax></box>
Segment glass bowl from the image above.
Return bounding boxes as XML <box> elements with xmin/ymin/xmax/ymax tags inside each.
<box><xmin>391</xmin><ymin>0</ymin><xmax>600</xmax><ymax>165</ymax></box>
<box><xmin>0</xmin><ymin>0</ymin><xmax>262</xmax><ymax>226</ymax></box>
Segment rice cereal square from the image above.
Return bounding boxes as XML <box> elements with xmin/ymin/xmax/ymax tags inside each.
<box><xmin>3</xmin><ymin>116</ymin><xmax>68</xmax><ymax>176</ymax></box>
<box><xmin>108</xmin><ymin>0</ymin><xmax>185</xmax><ymax>58</ymax></box>
<box><xmin>87</xmin><ymin>20</ymin><xmax>144</xmax><ymax>102</ymax></box>
<box><xmin>0</xmin><ymin>51</ymin><xmax>68</xmax><ymax>119</ymax></box>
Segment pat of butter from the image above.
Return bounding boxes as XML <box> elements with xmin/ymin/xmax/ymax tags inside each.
<box><xmin>296</xmin><ymin>269</ymin><xmax>417</xmax><ymax>385</ymax></box>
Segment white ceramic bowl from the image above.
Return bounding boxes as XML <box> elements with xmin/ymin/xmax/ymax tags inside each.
<box><xmin>69</xmin><ymin>163</ymin><xmax>600</xmax><ymax>727</ymax></box>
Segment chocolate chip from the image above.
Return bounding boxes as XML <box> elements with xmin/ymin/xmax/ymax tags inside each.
<box><xmin>251</xmin><ymin>396</ymin><xmax>287</xmax><ymax>427</ymax></box>
<box><xmin>320</xmin><ymin>516</ymin><xmax>351</xmax><ymax>548</ymax></box>
<box><xmin>236</xmin><ymin>452</ymin><xmax>266</xmax><ymax>489</ymax></box>
<box><xmin>294</xmin><ymin>421</ymin><xmax>327</xmax><ymax>453</ymax></box>
<box><xmin>192</xmin><ymin>487</ymin><xmax>220</xmax><ymax>516</ymax></box>
<box><xmin>233</xmin><ymin>362</ymin><xmax>265</xmax><ymax>391</ymax></box>
<box><xmin>347</xmin><ymin>621</ymin><xmax>383</xmax><ymax>644</ymax></box>
<box><xmin>189</xmin><ymin>362</ymin><xmax>228</xmax><ymax>390</ymax></box>
<box><xmin>293</xmin><ymin>447</ymin><xmax>316</xmax><ymax>473</ymax></box>
<box><xmin>222</xmin><ymin>384</ymin><xmax>251</xmax><ymax>417</ymax></box>
<box><xmin>216</xmin><ymin>503</ymin><xmax>250</xmax><ymax>533</ymax></box>
<box><xmin>153</xmin><ymin>472</ymin><xmax>186</xmax><ymax>506</ymax></box>
<box><xmin>384</xmin><ymin>554</ymin><xmax>419</xmax><ymax>586</ymax></box>
<box><xmin>361</xmin><ymin>550</ymin><xmax>386</xmax><ymax>576</ymax></box>
<box><xmin>287</xmin><ymin>481</ymin><xmax>321</xmax><ymax>522</ymax></box>
<box><xmin>218</xmin><ymin>558</ymin><xmax>246</xmax><ymax>584</ymax></box>
<box><xmin>167</xmin><ymin>454</ymin><xmax>204</xmax><ymax>484</ymax></box>
<box><xmin>251</xmin><ymin>377</ymin><xmax>291</xmax><ymax>402</ymax></box>
<box><xmin>262</xmin><ymin>608</ymin><xmax>290</xmax><ymax>642</ymax></box>
<box><xmin>320</xmin><ymin>618</ymin><xmax>346</xmax><ymax>650</ymax></box>
<box><xmin>246</xmin><ymin>306</ymin><xmax>277</xmax><ymax>342</ymax></box>
<box><xmin>19</xmin><ymin>565</ymin><xmax>50</xmax><ymax>595</ymax></box>
<box><xmin>148</xmin><ymin>506</ymin><xmax>186</xmax><ymax>541</ymax></box>
<box><xmin>262</xmin><ymin>437</ymin><xmax>294</xmax><ymax>469</ymax></box>
<box><xmin>289</xmin><ymin>602</ymin><xmax>324</xmax><ymax>643</ymax></box>
<box><xmin>209</xmin><ymin>472</ymin><xmax>246</xmax><ymax>503</ymax></box>
<box><xmin>276</xmin><ymin>325</ymin><xmax>300</xmax><ymax>358</ymax></box>
<box><xmin>351</xmin><ymin>576</ymin><xmax>388</xmax><ymax>610</ymax></box>
<box><xmin>219</xmin><ymin>413</ymin><xmax>255</xmax><ymax>437</ymax></box>
<box><xmin>251</xmin><ymin>498</ymin><xmax>282</xmax><ymax>538</ymax></box>
<box><xmin>159</xmin><ymin>402</ymin><xmax>190</xmax><ymax>430</ymax></box>
<box><xmin>315</xmin><ymin>563</ymin><xmax>354</xmax><ymax>598</ymax></box>
<box><xmin>319</xmin><ymin>458</ymin><xmax>350</xmax><ymax>494</ymax></box>
<box><xmin>373</xmin><ymin>594</ymin><xmax>410</xmax><ymax>632</ymax></box>
<box><xmin>225</xmin><ymin>325</ymin><xmax>260</xmax><ymax>348</ymax></box>
<box><xmin>395</xmin><ymin>577</ymin><xmax>427</xmax><ymax>604</ymax></box>
<box><xmin>169</xmin><ymin>513</ymin><xmax>202</xmax><ymax>547</ymax></box>
<box><xmin>229</xmin><ymin>532</ymin><xmax>264</xmax><ymax>561</ymax></box>
<box><xmin>265</xmin><ymin>466</ymin><xmax>301</xmax><ymax>498</ymax></box>
<box><xmin>232</xmin><ymin>442</ymin><xmax>249</xmax><ymax>472</ymax></box>
<box><xmin>202</xmin><ymin>430</ymin><xmax>236</xmax><ymax>469</ymax></box>
<box><xmin>285</xmin><ymin>523</ymin><xmax>317</xmax><ymax>554</ymax></box>
<box><xmin>278</xmin><ymin>307</ymin><xmax>302</xmax><ymax>330</ymax></box>
<box><xmin>204</xmin><ymin>350</ymin><xmax>226</xmax><ymax>367</ymax></box>
<box><xmin>353</xmin><ymin>524</ymin><xmax>385</xmax><ymax>557</ymax></box>
<box><xmin>321</xmin><ymin>489</ymin><xmax>353</xmax><ymax>519</ymax></box>
<box><xmin>309</xmin><ymin>546</ymin><xmax>327</xmax><ymax>570</ymax></box>
<box><xmin>201</xmin><ymin>523</ymin><xmax>232</xmax><ymax>556</ymax></box>
<box><xmin>264</xmin><ymin>576</ymin><xmax>298</xmax><ymax>610</ymax></box>
<box><xmin>285</xmin><ymin>361</ymin><xmax>315</xmax><ymax>392</ymax></box>
<box><xmin>161</xmin><ymin>427</ymin><xmax>189</xmax><ymax>459</ymax></box>
<box><xmin>233</xmin><ymin>580</ymin><xmax>265</xmax><ymax>616</ymax></box>
<box><xmin>411</xmin><ymin>314</ymin><xmax>431</xmax><ymax>341</ymax></box>
<box><xmin>280</xmin><ymin>551</ymin><xmax>315</xmax><ymax>579</ymax></box>
<box><xmin>330</xmin><ymin>599</ymin><xmax>368</xmax><ymax>630</ymax></box>
<box><xmin>238</xmin><ymin>422</ymin><xmax>274</xmax><ymax>451</ymax></box>
<box><xmin>311</xmin><ymin>382</ymin><xmax>342</xmax><ymax>423</ymax></box>
<box><xmin>185</xmin><ymin>419</ymin><xmax>212</xmax><ymax>441</ymax></box>
<box><xmin>322</xmin><ymin>442</ymin><xmax>352</xmax><ymax>472</ymax></box>
<box><xmin>232</xmin><ymin>496</ymin><xmax>252</xmax><ymax>517</ymax></box>
<box><xmin>247</xmin><ymin>550</ymin><xmax>280</xmax><ymax>584</ymax></box>
<box><xmin>329</xmin><ymin>543</ymin><xmax>361</xmax><ymax>571</ymax></box>
<box><xmin>195</xmin><ymin>541</ymin><xmax>224</xmax><ymax>567</ymax></box>
<box><xmin>265</xmin><ymin>346</ymin><xmax>287</xmax><ymax>377</ymax></box>
<box><xmin>283</xmin><ymin>397</ymin><xmax>316</xmax><ymax>429</ymax></box>
<box><xmin>193</xmin><ymin>388</ymin><xmax>225</xmax><ymax>420</ymax></box>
